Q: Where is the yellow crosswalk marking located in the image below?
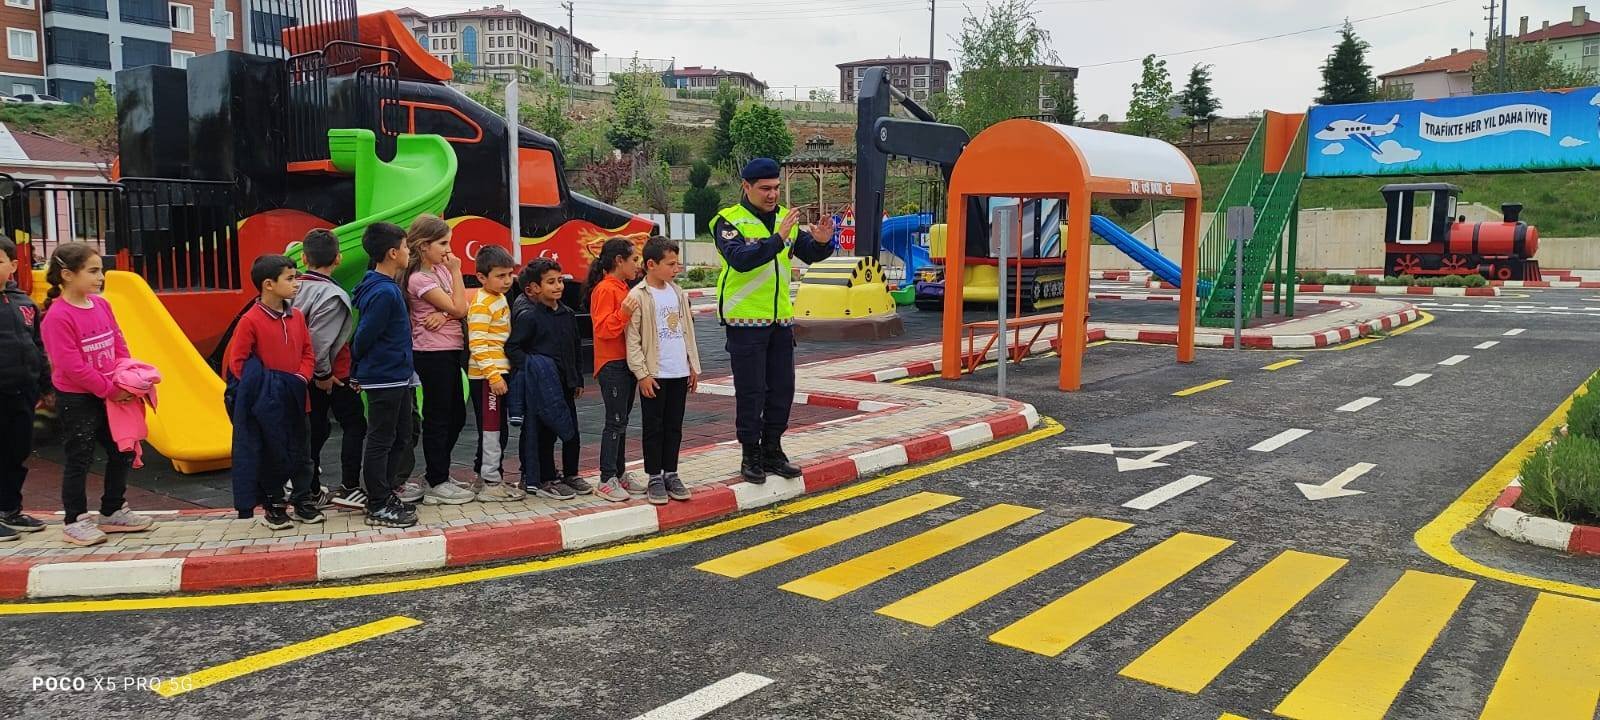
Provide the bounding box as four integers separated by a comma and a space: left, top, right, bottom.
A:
1273, 570, 1474, 720
988, 532, 1234, 656
779, 504, 1041, 601
1262, 359, 1302, 371
876, 517, 1134, 627
1120, 549, 1348, 693
1173, 379, 1232, 396
153, 616, 421, 697
694, 492, 961, 579
1479, 592, 1600, 720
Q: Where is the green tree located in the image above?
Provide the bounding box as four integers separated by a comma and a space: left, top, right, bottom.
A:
1125, 55, 1180, 141
1178, 63, 1220, 141
522, 78, 572, 147
451, 60, 477, 83
808, 88, 837, 103
1471, 40, 1600, 94
637, 160, 673, 214
1317, 21, 1376, 105
682, 160, 721, 231
73, 78, 118, 178
606, 55, 666, 155
1045, 79, 1078, 125
729, 103, 793, 166
1109, 198, 1142, 221
707, 81, 740, 166
941, 0, 1060, 135
466, 75, 506, 115
563, 116, 611, 169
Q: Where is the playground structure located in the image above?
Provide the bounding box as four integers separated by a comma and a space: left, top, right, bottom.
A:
1379, 183, 1541, 280
10, 6, 654, 472
937, 118, 1203, 392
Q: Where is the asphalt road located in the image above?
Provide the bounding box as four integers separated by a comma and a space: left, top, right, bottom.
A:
2, 288, 1597, 720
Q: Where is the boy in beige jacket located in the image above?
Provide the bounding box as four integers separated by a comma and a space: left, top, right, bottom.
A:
623, 237, 702, 505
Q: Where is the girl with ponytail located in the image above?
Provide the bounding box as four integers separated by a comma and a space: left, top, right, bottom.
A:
585, 237, 644, 502
399, 214, 474, 505
38, 242, 154, 546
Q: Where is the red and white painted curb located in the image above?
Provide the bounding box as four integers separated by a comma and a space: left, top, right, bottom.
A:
1147, 281, 1500, 297
1490, 280, 1600, 288
1091, 270, 1151, 281
1484, 480, 1600, 556
0, 402, 1039, 599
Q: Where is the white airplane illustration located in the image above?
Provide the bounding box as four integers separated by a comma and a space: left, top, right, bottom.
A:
1315, 114, 1401, 154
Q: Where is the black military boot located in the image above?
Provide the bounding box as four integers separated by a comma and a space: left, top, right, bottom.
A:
761, 436, 802, 479
741, 442, 767, 484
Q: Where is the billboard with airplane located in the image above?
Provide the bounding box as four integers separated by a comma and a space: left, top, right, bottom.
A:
1306, 87, 1600, 177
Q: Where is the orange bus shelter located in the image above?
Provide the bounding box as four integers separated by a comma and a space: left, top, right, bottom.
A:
938, 119, 1203, 391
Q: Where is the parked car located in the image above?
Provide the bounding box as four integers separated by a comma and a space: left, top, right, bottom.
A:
0, 93, 20, 104
12, 94, 68, 106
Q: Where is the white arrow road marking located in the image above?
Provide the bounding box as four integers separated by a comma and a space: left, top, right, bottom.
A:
1250, 429, 1313, 453
631, 673, 775, 720
1394, 373, 1431, 387
1331, 396, 1382, 412
1438, 355, 1470, 366
1122, 475, 1214, 510
1296, 463, 1378, 500
1061, 441, 1198, 472
1474, 341, 1499, 350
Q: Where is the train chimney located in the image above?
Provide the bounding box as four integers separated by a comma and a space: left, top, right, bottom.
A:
1502, 203, 1524, 223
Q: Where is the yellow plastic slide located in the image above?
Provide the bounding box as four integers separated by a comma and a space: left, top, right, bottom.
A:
100, 270, 232, 473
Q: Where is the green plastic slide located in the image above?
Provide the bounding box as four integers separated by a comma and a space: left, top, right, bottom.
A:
287, 129, 459, 289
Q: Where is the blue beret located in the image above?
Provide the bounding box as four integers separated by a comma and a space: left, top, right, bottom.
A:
741, 157, 780, 181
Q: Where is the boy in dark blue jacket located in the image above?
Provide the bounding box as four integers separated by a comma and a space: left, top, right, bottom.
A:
0, 237, 47, 540
351, 223, 417, 528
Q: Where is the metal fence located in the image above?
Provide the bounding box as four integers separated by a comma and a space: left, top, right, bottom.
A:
121, 178, 241, 291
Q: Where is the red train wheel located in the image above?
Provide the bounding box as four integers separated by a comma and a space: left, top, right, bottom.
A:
1393, 255, 1422, 276
1496, 265, 1513, 280
1440, 254, 1469, 273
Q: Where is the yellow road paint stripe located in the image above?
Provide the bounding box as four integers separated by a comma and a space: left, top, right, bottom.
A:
1219, 715, 1252, 720
780, 504, 1041, 601
988, 532, 1234, 656
694, 492, 962, 579
1479, 592, 1600, 719
1119, 549, 1348, 693
154, 616, 421, 697
876, 517, 1133, 627
1173, 379, 1232, 397
1261, 358, 1302, 371
1330, 310, 1435, 351
0, 419, 1065, 616
1273, 570, 1474, 720
1413, 371, 1600, 600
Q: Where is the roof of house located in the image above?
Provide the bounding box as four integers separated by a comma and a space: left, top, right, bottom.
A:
672, 66, 766, 86
0, 123, 109, 165
1379, 49, 1486, 78
392, 6, 424, 17
1519, 19, 1600, 42
837, 56, 952, 69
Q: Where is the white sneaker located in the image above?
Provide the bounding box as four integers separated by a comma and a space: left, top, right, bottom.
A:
423, 481, 477, 505
62, 517, 107, 546
397, 480, 426, 504
476, 483, 527, 502
621, 470, 650, 496
98, 508, 154, 533
594, 479, 630, 503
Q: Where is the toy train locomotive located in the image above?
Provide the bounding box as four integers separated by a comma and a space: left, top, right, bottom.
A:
1381, 183, 1541, 281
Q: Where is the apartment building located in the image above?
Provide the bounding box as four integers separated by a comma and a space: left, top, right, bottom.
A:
663, 65, 765, 97
0, 0, 242, 102
837, 56, 949, 102
419, 5, 595, 84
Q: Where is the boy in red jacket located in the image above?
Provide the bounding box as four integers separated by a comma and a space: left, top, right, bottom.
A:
224, 255, 319, 530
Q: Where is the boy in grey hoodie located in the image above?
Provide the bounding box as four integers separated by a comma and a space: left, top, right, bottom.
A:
295, 229, 368, 509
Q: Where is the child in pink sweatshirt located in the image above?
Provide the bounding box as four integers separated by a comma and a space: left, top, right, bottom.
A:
38, 243, 154, 547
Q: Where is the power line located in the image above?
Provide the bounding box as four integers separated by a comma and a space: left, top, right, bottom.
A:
1074, 0, 1466, 68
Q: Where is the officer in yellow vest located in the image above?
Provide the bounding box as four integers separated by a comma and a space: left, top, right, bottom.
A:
713, 157, 836, 484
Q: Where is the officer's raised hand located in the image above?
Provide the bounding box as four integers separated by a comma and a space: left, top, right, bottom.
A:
777, 210, 800, 240
811, 214, 836, 244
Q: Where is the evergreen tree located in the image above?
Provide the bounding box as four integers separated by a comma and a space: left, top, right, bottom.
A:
682, 161, 721, 232
1178, 63, 1220, 141
729, 104, 793, 166
1125, 55, 1180, 140
708, 81, 740, 166
606, 54, 665, 155
1317, 21, 1376, 105
1045, 79, 1079, 125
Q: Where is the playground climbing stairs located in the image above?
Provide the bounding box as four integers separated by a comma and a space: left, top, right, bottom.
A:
1200, 112, 1307, 327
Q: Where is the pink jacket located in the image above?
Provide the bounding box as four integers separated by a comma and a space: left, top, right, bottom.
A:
105, 358, 161, 468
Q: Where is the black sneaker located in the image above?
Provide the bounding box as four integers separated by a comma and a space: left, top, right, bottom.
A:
292, 502, 325, 524
313, 486, 335, 509
331, 487, 366, 510
0, 510, 46, 533
0, 524, 16, 542
365, 498, 417, 528
533, 481, 576, 501
664, 472, 691, 501
258, 506, 294, 530
646, 475, 669, 505
761, 439, 803, 479
560, 475, 593, 496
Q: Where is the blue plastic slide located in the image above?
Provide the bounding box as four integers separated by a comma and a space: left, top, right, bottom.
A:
881, 213, 933, 274
1089, 214, 1184, 288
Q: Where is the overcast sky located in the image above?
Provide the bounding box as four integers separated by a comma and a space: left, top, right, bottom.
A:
371, 0, 1590, 120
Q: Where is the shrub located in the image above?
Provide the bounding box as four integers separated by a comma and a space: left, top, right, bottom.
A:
1297, 269, 1326, 285
1567, 376, 1600, 441
682, 185, 721, 232
1378, 274, 1410, 286
657, 135, 693, 166
1460, 273, 1488, 287
688, 161, 711, 189
1350, 274, 1378, 286
1519, 433, 1600, 523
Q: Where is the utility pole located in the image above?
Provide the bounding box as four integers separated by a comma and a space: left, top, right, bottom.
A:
561, 1, 575, 83
927, 0, 936, 101
1484, 0, 1497, 87
1499, 0, 1509, 92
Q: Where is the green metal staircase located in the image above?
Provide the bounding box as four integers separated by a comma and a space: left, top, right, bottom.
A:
1198, 115, 1307, 327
